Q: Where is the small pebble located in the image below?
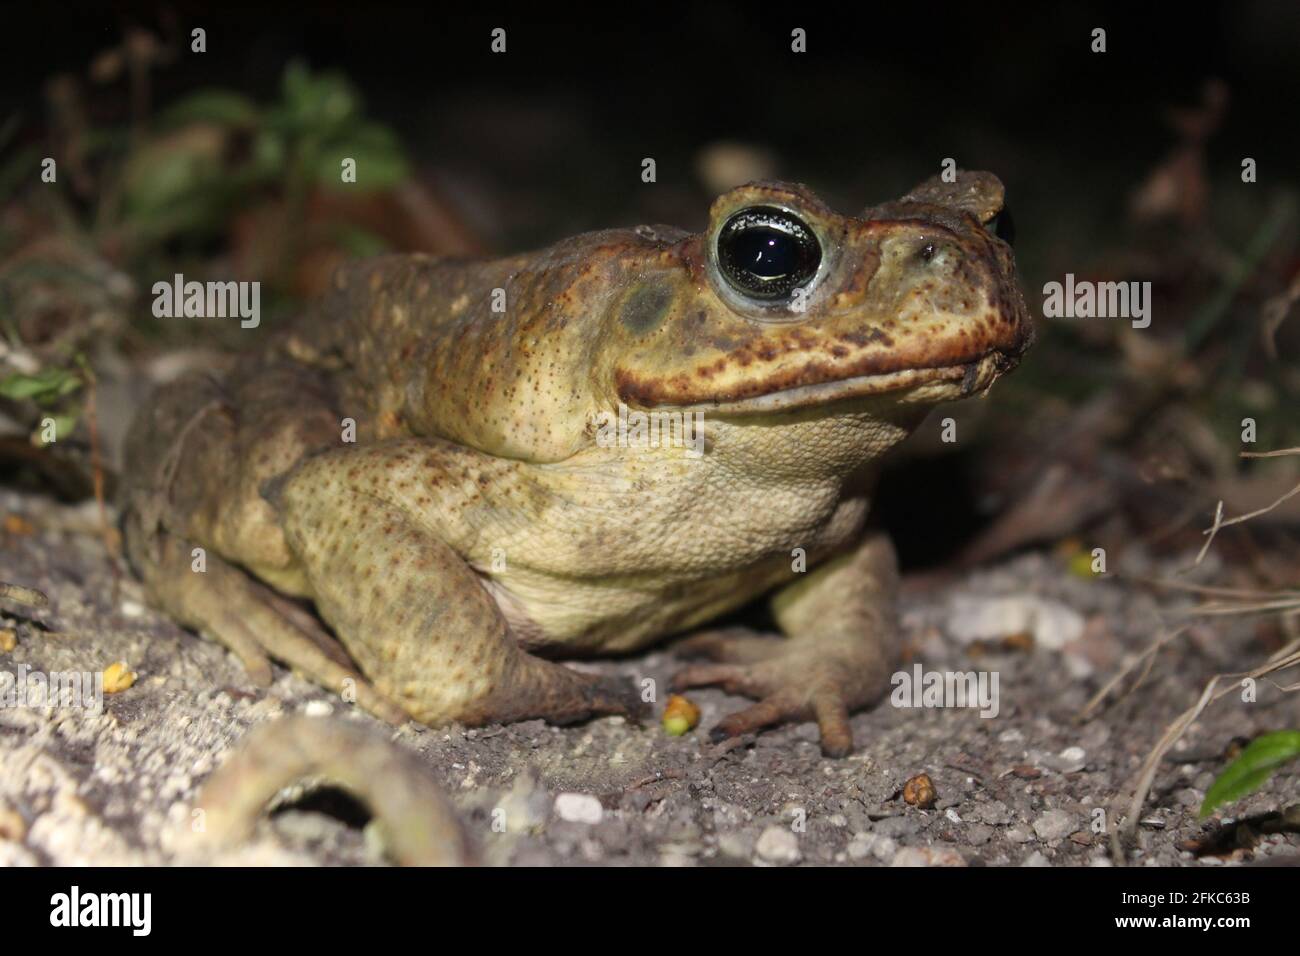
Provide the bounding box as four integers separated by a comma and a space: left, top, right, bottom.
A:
903, 772, 937, 809
847, 836, 874, 861
0, 802, 26, 842
554, 793, 603, 825
1005, 826, 1034, 844
755, 825, 801, 864
1033, 809, 1076, 842
1050, 745, 1087, 772
891, 846, 966, 867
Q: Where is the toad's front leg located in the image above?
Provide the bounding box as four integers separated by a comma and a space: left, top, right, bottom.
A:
673, 530, 900, 757
273, 446, 645, 728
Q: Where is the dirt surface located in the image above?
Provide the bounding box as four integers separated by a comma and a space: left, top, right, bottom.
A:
1, 487, 1297, 868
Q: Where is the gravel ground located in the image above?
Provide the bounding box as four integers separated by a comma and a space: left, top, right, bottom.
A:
1, 489, 1297, 867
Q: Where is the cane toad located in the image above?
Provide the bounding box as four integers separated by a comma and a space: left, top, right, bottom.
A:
122, 170, 1031, 756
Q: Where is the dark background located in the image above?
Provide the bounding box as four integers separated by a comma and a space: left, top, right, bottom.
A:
2, 0, 1297, 567
5, 0, 1297, 254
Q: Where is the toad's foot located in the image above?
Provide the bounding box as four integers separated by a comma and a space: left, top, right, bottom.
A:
672, 635, 862, 758
671, 531, 900, 758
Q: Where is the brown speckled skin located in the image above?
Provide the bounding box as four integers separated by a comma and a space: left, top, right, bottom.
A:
122, 170, 1031, 756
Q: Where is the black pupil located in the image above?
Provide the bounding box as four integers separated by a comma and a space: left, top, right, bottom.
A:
718, 207, 820, 300
733, 227, 798, 277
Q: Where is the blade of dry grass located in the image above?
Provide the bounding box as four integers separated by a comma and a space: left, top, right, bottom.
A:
1124, 574, 1287, 601
1078, 626, 1189, 722
1112, 445, 1300, 862
1113, 644, 1300, 861
1191, 447, 1300, 568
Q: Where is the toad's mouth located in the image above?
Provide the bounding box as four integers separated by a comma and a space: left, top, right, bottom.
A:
652, 350, 1021, 416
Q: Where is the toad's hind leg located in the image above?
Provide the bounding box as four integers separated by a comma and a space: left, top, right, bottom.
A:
121, 366, 402, 723
124, 517, 407, 724
274, 448, 646, 728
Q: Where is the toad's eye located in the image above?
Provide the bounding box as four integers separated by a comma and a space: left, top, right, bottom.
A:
716, 206, 821, 301
988, 205, 1015, 247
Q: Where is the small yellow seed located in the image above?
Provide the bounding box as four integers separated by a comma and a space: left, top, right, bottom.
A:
103, 661, 137, 693
1068, 551, 1099, 578
0, 629, 15, 652
662, 694, 701, 736
2, 514, 34, 536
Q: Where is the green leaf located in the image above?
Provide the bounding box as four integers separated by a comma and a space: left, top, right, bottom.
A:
35, 413, 79, 446
249, 128, 288, 178
331, 225, 390, 257
0, 143, 39, 204
279, 61, 359, 135
156, 90, 260, 129
120, 128, 227, 220
1200, 730, 1300, 818
315, 122, 409, 191
117, 127, 252, 240
0, 367, 83, 403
